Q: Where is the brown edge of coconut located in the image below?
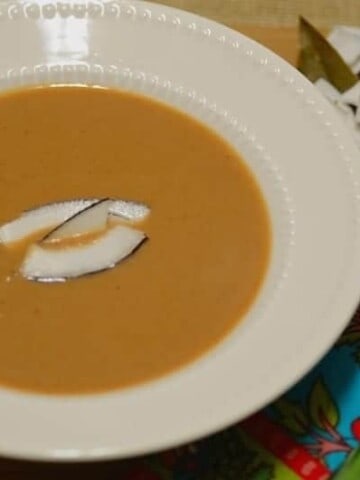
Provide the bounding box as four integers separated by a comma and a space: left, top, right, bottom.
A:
42, 198, 111, 243
27, 235, 149, 283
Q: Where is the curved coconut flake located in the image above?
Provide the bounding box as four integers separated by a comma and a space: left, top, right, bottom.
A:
44, 199, 111, 242
0, 199, 150, 245
21, 225, 146, 282
0, 199, 97, 245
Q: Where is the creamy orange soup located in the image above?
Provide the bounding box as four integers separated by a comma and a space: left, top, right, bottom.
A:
0, 86, 271, 394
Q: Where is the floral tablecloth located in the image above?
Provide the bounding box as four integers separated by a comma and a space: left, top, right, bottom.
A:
106, 311, 360, 479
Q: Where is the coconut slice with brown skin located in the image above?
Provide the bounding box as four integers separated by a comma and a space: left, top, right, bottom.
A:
0, 198, 150, 245
21, 225, 147, 282
43, 199, 111, 242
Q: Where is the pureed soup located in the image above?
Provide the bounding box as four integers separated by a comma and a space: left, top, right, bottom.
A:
0, 86, 271, 394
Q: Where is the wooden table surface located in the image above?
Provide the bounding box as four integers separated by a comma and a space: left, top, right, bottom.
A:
155, 0, 360, 27
0, 23, 301, 478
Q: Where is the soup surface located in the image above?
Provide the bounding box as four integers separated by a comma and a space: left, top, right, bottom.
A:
0, 86, 271, 394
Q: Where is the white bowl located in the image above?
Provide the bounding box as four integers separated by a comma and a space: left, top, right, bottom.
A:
0, 0, 359, 461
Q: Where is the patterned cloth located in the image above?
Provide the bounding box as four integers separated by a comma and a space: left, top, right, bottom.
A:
110, 311, 360, 479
